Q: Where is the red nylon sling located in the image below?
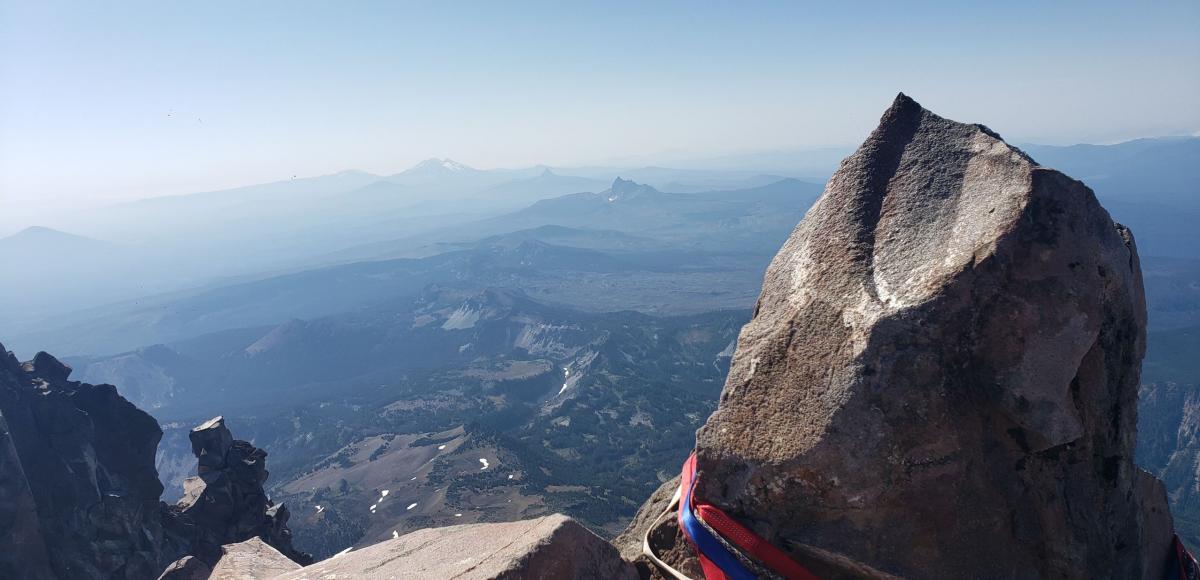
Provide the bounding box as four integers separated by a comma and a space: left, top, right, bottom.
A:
680, 452, 819, 580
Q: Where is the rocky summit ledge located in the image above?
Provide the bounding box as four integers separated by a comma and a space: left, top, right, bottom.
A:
272, 514, 636, 580
161, 514, 635, 579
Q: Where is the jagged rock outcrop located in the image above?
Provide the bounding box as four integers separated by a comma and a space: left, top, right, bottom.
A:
0, 344, 167, 579
276, 514, 637, 579
622, 94, 1177, 578
162, 416, 311, 568
0, 342, 309, 579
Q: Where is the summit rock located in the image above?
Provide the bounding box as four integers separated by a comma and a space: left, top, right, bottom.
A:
622, 94, 1177, 578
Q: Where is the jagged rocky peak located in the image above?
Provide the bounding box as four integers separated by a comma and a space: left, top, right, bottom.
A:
611, 176, 636, 191
607, 176, 658, 201
622, 94, 1177, 578
168, 415, 310, 568
24, 350, 73, 382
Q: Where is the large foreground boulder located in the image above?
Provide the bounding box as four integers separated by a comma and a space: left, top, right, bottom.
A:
277, 514, 637, 579
623, 94, 1177, 578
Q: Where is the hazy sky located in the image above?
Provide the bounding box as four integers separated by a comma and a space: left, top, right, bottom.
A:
2, 0, 1198, 213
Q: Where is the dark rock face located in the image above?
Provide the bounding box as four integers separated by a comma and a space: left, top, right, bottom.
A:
0, 345, 166, 579
166, 416, 311, 567
0, 410, 54, 580
624, 95, 1177, 578
0, 343, 309, 579
190, 416, 234, 473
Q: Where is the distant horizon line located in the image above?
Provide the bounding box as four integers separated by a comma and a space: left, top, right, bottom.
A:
2, 132, 1195, 221
151, 132, 1200, 193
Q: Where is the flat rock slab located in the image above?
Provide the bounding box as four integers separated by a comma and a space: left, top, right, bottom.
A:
276, 514, 637, 580
157, 556, 212, 580
210, 537, 301, 580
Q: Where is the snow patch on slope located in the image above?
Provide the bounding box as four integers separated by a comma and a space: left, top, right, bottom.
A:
442, 306, 482, 330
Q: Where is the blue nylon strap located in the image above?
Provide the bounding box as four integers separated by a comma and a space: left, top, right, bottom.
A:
680, 463, 758, 580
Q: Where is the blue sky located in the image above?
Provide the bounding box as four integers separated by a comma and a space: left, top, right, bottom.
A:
2, 0, 1198, 211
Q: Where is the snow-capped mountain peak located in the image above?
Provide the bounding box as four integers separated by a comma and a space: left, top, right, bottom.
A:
409, 158, 473, 173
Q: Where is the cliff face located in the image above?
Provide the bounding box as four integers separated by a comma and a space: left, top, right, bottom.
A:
0, 344, 308, 580
624, 94, 1177, 578
0, 347, 166, 579
0, 404, 53, 579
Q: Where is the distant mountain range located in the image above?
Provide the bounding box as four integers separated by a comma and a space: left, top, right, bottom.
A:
0, 226, 155, 321
4, 177, 820, 356
3, 135, 1197, 355
0, 161, 814, 331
